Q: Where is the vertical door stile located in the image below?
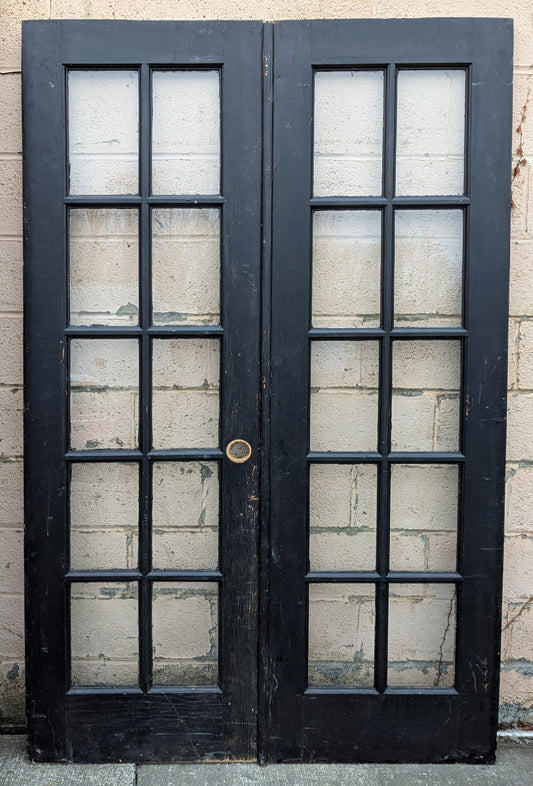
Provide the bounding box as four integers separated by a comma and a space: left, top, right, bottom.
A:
258, 20, 275, 766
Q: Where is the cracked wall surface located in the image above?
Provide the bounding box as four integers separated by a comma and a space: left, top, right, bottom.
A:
1, 0, 533, 731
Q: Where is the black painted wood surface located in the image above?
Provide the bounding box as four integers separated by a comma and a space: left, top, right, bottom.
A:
24, 18, 512, 764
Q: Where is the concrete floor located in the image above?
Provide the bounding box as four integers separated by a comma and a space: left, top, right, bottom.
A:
1, 735, 533, 786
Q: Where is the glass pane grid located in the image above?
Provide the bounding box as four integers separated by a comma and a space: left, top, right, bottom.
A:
307, 62, 464, 694
67, 64, 223, 693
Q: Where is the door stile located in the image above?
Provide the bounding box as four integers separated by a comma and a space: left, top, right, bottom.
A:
269, 21, 314, 759
218, 22, 262, 759
23, 21, 69, 762
258, 21, 274, 766
456, 22, 513, 736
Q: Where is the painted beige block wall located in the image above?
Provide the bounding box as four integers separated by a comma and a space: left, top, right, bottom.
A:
0, 0, 532, 729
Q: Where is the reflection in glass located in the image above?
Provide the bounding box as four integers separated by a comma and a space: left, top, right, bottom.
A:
396, 70, 465, 196
308, 583, 375, 687
310, 341, 379, 452
314, 70, 384, 196
68, 70, 138, 195
152, 582, 218, 686
152, 208, 220, 326
70, 339, 139, 450
312, 210, 381, 328
69, 208, 139, 326
391, 340, 461, 452
152, 71, 220, 195
152, 339, 219, 449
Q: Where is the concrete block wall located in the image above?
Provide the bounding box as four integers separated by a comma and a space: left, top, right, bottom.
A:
0, 0, 532, 730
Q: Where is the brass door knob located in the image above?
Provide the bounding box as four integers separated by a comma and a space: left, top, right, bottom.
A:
225, 439, 252, 463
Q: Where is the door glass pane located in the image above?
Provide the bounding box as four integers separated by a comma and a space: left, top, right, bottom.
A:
152, 339, 219, 449
312, 210, 381, 328
152, 582, 218, 686
152, 208, 220, 326
391, 340, 461, 452
394, 210, 463, 328
388, 584, 456, 688
69, 208, 139, 326
396, 69, 465, 196
70, 463, 138, 570
308, 583, 375, 687
390, 464, 458, 572
152, 70, 220, 195
314, 70, 384, 196
70, 339, 139, 451
68, 70, 139, 195
71, 582, 138, 686
310, 341, 379, 452
309, 464, 377, 571
152, 462, 219, 570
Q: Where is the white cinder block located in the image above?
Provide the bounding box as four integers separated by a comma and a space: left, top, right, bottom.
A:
152, 71, 220, 195
69, 208, 139, 326
309, 530, 377, 571
310, 389, 379, 452
152, 338, 219, 389
68, 70, 139, 195
152, 390, 219, 449
70, 389, 138, 450
396, 69, 465, 196
152, 584, 218, 665
314, 70, 383, 196
312, 210, 381, 328
391, 464, 458, 530
309, 463, 377, 530
388, 585, 456, 687
393, 340, 461, 391
308, 584, 375, 666
394, 209, 463, 326
152, 461, 219, 528
152, 208, 220, 325
70, 583, 138, 687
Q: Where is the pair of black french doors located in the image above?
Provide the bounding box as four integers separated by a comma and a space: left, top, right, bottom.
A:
23, 18, 512, 764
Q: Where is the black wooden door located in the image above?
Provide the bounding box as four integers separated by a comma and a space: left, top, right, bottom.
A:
24, 18, 512, 764
23, 20, 262, 763
267, 18, 512, 763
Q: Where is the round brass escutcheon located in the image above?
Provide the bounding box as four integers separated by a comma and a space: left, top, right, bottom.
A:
226, 438, 252, 464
